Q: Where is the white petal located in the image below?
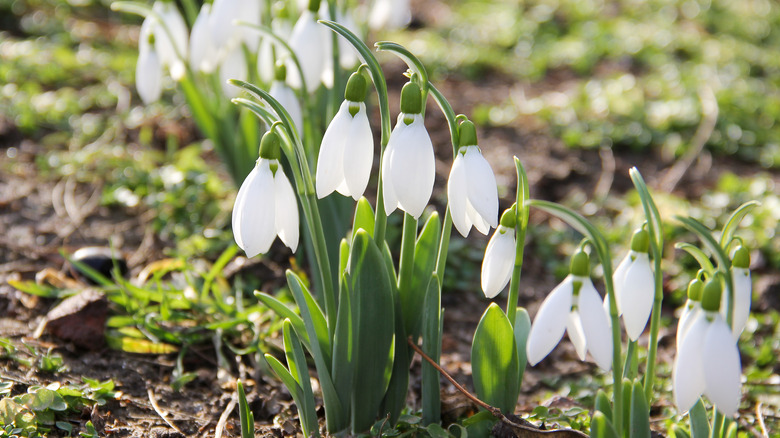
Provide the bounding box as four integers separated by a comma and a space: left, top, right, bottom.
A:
219, 46, 247, 98
341, 104, 374, 199
566, 310, 587, 360
577, 279, 613, 371
287, 11, 325, 91
702, 315, 742, 416
611, 252, 632, 315
676, 302, 700, 348
673, 312, 708, 413
209, 0, 242, 49
480, 227, 516, 298
468, 203, 492, 235
232, 161, 276, 257
136, 46, 163, 104
463, 147, 499, 229
316, 102, 351, 198
723, 267, 751, 339
620, 253, 655, 341
447, 153, 472, 237
526, 277, 574, 366
381, 139, 399, 215
189, 4, 217, 73
386, 115, 434, 218
369, 0, 411, 30
152, 1, 188, 72
273, 167, 299, 251
269, 81, 302, 135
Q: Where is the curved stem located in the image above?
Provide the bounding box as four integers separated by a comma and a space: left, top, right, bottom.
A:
507, 158, 530, 325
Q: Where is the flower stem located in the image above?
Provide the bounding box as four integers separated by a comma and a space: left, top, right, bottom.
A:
397, 213, 418, 298
506, 158, 530, 325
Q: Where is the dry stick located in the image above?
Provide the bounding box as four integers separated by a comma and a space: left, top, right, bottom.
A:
215, 394, 238, 438
147, 388, 186, 435
757, 402, 769, 438
660, 84, 718, 192
407, 337, 588, 438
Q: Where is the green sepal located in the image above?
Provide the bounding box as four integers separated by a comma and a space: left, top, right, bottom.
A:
731, 244, 749, 269
471, 303, 520, 414
499, 206, 518, 229
259, 130, 282, 160
400, 81, 423, 115
687, 278, 703, 302
590, 411, 619, 438
630, 228, 650, 253
570, 249, 590, 277
629, 379, 650, 438
701, 279, 722, 312
345, 70, 368, 103
458, 120, 478, 147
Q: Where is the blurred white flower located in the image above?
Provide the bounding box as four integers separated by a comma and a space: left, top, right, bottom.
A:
286, 9, 327, 91
316, 101, 373, 199
219, 45, 248, 98
232, 157, 299, 257
151, 1, 188, 80
480, 225, 515, 298
189, 4, 217, 73
676, 278, 703, 348
722, 245, 751, 339
136, 19, 163, 104
612, 249, 654, 341
369, 0, 411, 31
447, 144, 499, 237
269, 80, 303, 136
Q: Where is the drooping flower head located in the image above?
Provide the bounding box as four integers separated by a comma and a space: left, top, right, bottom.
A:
526, 249, 613, 370
286, 0, 327, 92
481, 207, 517, 298
369, 0, 412, 31
447, 120, 499, 237
612, 227, 654, 341
269, 62, 303, 136
316, 69, 373, 200
723, 243, 751, 339
676, 275, 704, 348
381, 81, 435, 219
232, 131, 299, 257
136, 19, 163, 104
673, 278, 742, 416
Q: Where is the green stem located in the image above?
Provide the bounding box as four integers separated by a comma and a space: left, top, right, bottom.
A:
433, 208, 453, 280
507, 158, 530, 325
397, 213, 418, 297
710, 410, 724, 438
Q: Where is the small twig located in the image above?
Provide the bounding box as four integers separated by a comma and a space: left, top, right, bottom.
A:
407, 337, 588, 437
147, 388, 185, 435
215, 393, 238, 438
757, 402, 769, 438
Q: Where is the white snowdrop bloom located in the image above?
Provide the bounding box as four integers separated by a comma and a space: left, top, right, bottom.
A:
676, 277, 704, 348
673, 280, 742, 417
257, 19, 292, 84
480, 225, 516, 298
269, 80, 303, 136
219, 45, 248, 98
209, 0, 245, 49
526, 251, 613, 371
447, 121, 498, 237
189, 4, 217, 73
286, 9, 327, 91
721, 245, 751, 339
232, 133, 299, 257
136, 19, 163, 104
151, 1, 188, 80
369, 0, 411, 31
612, 229, 654, 341
316, 72, 373, 200
319, 7, 360, 88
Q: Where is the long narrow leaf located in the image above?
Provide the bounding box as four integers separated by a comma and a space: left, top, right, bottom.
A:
512, 308, 531, 385
421, 275, 442, 425
719, 201, 760, 247
590, 412, 619, 438
405, 212, 441, 340
689, 399, 711, 438
630, 379, 650, 438
254, 292, 310, 349
283, 321, 319, 438
471, 303, 519, 414
375, 42, 429, 93
674, 243, 716, 275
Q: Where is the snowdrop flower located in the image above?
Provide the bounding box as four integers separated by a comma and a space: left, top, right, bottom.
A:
136, 19, 163, 104
480, 209, 517, 298
151, 1, 188, 80
233, 131, 299, 257
219, 45, 248, 98
316, 71, 373, 200
722, 244, 751, 339
257, 15, 292, 84
381, 82, 435, 219
189, 4, 217, 73
612, 228, 654, 341
286, 1, 327, 91
369, 0, 412, 31
447, 120, 498, 237
527, 250, 613, 371
676, 276, 704, 348
673, 279, 742, 416
319, 6, 360, 88
209, 0, 261, 51
269, 63, 303, 136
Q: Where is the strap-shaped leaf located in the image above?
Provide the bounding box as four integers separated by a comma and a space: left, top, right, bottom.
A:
594, 389, 612, 422
254, 291, 309, 349
352, 197, 376, 240
630, 379, 650, 438
689, 399, 711, 438
590, 411, 619, 438
670, 425, 691, 438
283, 321, 319, 438
720, 201, 760, 247
347, 230, 396, 432
405, 212, 441, 340
471, 303, 519, 414
331, 272, 353, 422
512, 308, 531, 385
421, 275, 442, 425
236, 381, 254, 438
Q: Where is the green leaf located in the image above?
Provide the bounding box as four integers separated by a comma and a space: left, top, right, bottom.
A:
719, 200, 760, 248
346, 230, 396, 433
405, 212, 441, 340
7, 280, 61, 298
0, 398, 24, 424
421, 275, 442, 426
380, 279, 411, 426
512, 308, 530, 385
283, 321, 319, 438
237, 381, 254, 438
723, 421, 737, 438
264, 354, 304, 408
471, 303, 519, 414
594, 390, 612, 422
630, 379, 650, 438
254, 291, 310, 349
670, 425, 691, 438
621, 378, 632, 437
375, 42, 429, 94
462, 410, 498, 437
105, 331, 179, 354
352, 197, 375, 240
425, 423, 450, 438
589, 411, 619, 438
332, 272, 354, 423
675, 243, 716, 275
689, 399, 710, 438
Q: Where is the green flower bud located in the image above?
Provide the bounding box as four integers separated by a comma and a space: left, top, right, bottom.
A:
259, 131, 282, 161
400, 81, 422, 115
687, 277, 703, 302
701, 279, 722, 312
458, 120, 478, 147
344, 71, 368, 103
630, 228, 650, 253
499, 206, 517, 229
731, 245, 750, 269
570, 249, 590, 277
274, 61, 287, 82
307, 0, 320, 13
